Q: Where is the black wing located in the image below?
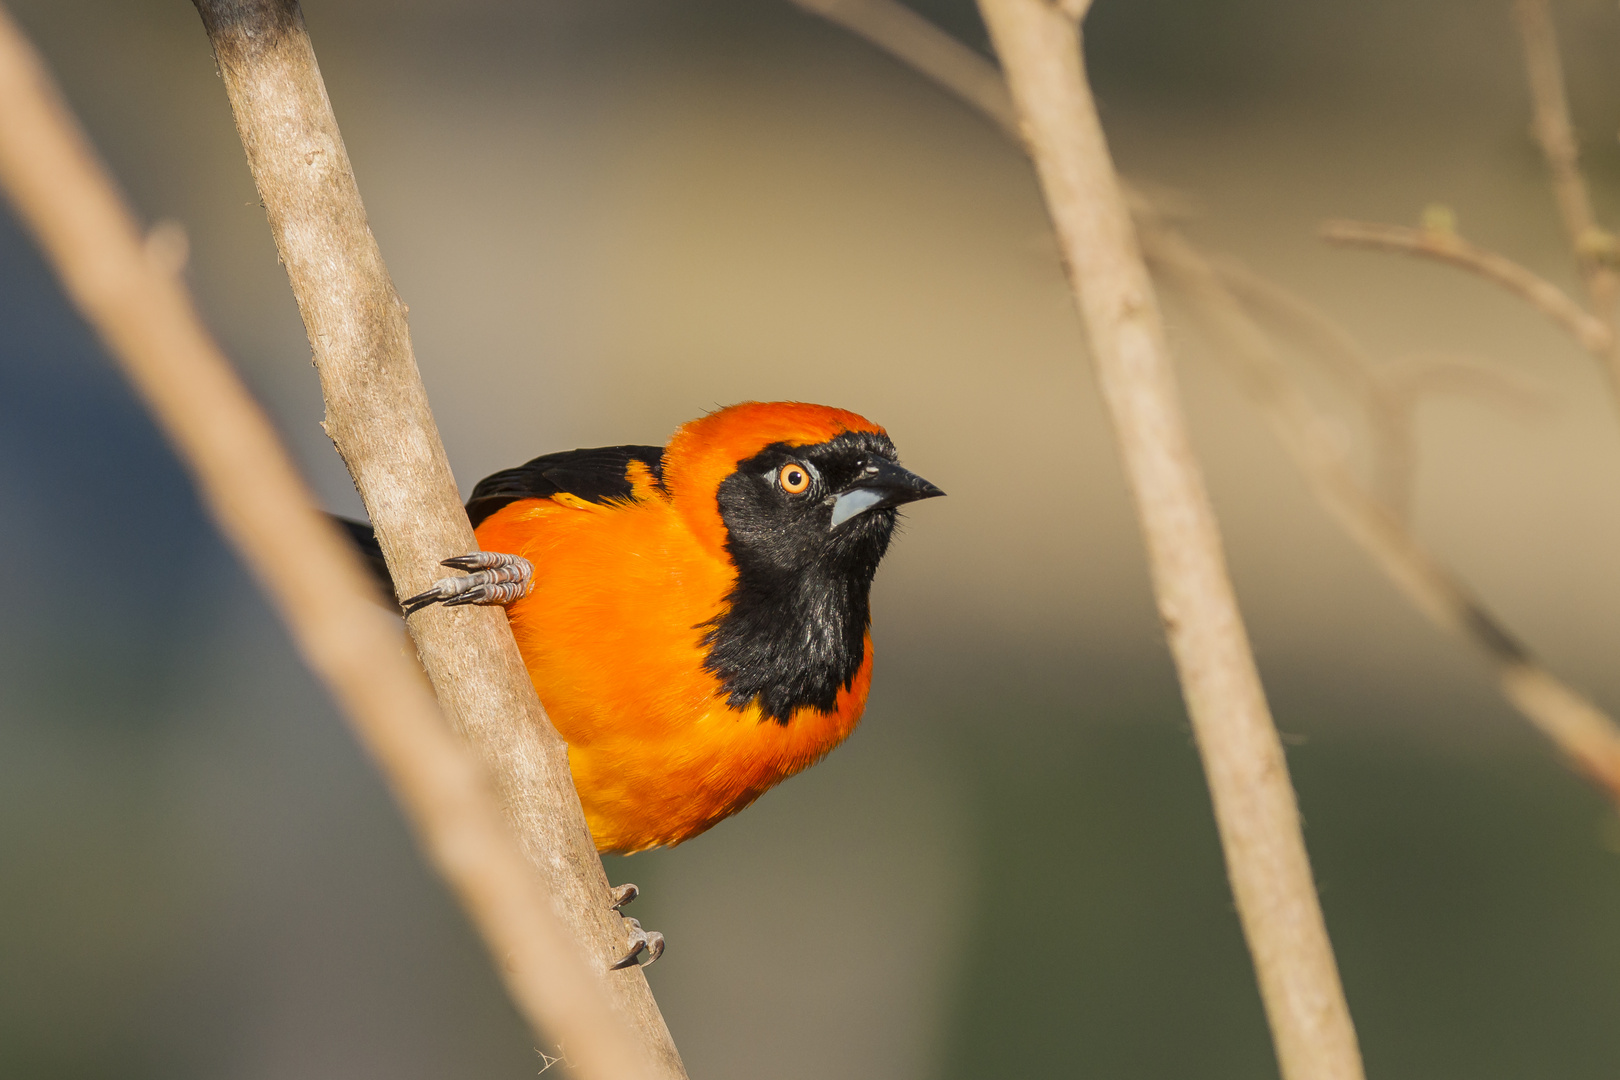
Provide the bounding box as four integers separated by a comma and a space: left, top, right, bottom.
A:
335, 445, 666, 598
465, 444, 666, 527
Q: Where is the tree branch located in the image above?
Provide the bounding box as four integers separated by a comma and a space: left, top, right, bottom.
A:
791, 0, 1019, 138
973, 3, 1365, 1078
1511, 0, 1617, 302
788, 0, 1620, 823
186, 2, 685, 1073
1141, 224, 1620, 806
0, 7, 663, 1079
1319, 218, 1613, 356
1510, 0, 1620, 396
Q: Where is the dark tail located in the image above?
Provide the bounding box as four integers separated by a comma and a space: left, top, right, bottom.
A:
333, 516, 397, 598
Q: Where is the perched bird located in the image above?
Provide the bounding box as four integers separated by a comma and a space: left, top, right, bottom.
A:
344, 402, 941, 959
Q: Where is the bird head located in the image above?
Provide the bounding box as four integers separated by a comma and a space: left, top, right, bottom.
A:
663, 401, 944, 579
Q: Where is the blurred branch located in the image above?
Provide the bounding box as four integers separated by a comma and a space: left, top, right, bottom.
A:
786, 0, 1620, 813
1320, 219, 1613, 355
1141, 225, 1620, 807
1381, 352, 1553, 419
790, 0, 1019, 137
1192, 253, 1417, 517
186, 1, 685, 1073
974, 4, 1365, 1079
1511, 0, 1620, 398
0, 7, 662, 1080
1512, 0, 1619, 309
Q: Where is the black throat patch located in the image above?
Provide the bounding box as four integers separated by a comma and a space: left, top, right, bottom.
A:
700, 433, 899, 725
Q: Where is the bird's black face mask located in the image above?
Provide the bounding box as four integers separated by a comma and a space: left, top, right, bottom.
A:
704, 431, 944, 724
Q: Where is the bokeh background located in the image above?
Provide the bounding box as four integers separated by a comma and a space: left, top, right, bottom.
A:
5, 0, 1620, 1077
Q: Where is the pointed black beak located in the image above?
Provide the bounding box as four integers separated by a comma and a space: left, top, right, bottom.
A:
830, 458, 945, 527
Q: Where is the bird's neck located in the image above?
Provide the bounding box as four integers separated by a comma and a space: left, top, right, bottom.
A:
700, 562, 874, 726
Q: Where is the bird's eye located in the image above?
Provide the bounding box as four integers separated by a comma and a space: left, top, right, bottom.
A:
778, 463, 811, 494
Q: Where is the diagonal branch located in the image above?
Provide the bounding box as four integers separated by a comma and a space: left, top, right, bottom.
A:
0, 7, 661, 1079
1510, 0, 1620, 397
974, 3, 1365, 1078
1320, 219, 1613, 355
186, 2, 686, 1073
791, 0, 1019, 137
1141, 224, 1620, 806
784, 0, 1620, 827
1512, 0, 1617, 305
1194, 253, 1418, 517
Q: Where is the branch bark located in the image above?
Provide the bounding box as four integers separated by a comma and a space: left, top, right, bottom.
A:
973, 3, 1364, 1079
186, 2, 685, 1074
0, 6, 661, 1079
1319, 218, 1613, 356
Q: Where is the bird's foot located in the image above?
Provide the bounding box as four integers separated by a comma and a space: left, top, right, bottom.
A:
402, 552, 532, 616
608, 883, 665, 969
610, 918, 665, 970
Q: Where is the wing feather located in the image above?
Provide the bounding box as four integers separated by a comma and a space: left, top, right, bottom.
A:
465, 444, 666, 527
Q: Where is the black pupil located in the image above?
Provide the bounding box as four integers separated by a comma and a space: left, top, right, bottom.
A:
786, 469, 803, 487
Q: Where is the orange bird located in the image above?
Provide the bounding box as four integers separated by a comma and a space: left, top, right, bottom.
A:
344, 402, 942, 959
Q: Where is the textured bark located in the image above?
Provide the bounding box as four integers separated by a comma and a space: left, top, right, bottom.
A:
0, 6, 664, 1079
974, 3, 1365, 1079
188, 3, 685, 1074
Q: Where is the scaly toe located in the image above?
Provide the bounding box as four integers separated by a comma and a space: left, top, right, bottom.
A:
401, 551, 533, 615
610, 917, 654, 970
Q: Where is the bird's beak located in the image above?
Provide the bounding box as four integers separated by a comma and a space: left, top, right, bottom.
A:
830, 459, 946, 527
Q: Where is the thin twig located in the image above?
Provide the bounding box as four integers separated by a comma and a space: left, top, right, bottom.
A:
787, 0, 1620, 815
186, 2, 685, 1072
974, 4, 1365, 1079
0, 7, 660, 1080
791, 0, 1018, 138
785, 0, 1424, 513
1511, 0, 1620, 395
1512, 0, 1618, 303
1141, 223, 1620, 806
1320, 219, 1613, 355
1380, 352, 1552, 419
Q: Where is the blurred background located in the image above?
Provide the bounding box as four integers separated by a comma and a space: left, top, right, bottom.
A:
5, 0, 1620, 1077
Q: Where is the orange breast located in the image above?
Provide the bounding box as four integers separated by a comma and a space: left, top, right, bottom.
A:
475, 493, 872, 853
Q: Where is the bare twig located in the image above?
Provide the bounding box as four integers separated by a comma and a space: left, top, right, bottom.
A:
1380, 352, 1552, 419
1512, 0, 1618, 303
788, 0, 1620, 812
777, 0, 1425, 518
974, 3, 1365, 1078
0, 7, 661, 1080
1141, 224, 1620, 806
790, 0, 1620, 816
1320, 219, 1613, 355
791, 0, 1019, 138
186, 2, 685, 1073
1511, 0, 1620, 395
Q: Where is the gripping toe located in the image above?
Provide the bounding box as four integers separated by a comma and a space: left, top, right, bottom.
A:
401, 551, 533, 615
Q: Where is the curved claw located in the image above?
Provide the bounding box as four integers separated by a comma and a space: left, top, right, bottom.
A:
402, 551, 532, 615
610, 917, 665, 970
609, 883, 639, 911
